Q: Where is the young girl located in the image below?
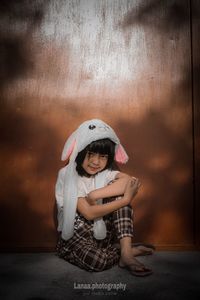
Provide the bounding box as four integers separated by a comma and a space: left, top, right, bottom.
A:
55, 119, 153, 276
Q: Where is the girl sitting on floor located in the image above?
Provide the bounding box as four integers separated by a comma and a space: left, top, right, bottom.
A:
55, 119, 154, 276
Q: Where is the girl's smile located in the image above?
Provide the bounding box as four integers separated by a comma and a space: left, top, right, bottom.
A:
82, 152, 108, 175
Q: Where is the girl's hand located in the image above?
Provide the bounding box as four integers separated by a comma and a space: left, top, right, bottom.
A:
124, 177, 141, 205
86, 191, 96, 205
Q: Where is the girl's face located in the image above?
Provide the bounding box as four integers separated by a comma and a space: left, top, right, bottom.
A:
82, 151, 108, 175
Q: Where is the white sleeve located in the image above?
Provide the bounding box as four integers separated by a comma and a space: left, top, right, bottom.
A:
105, 170, 120, 185
55, 167, 66, 231
77, 178, 87, 198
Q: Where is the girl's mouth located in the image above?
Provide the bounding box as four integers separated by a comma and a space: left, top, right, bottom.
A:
89, 166, 99, 171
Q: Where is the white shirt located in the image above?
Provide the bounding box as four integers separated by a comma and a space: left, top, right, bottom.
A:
55, 168, 119, 231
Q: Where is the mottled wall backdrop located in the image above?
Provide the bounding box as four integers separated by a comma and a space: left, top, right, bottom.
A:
0, 0, 199, 250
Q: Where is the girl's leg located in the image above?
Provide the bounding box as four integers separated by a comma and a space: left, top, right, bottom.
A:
56, 215, 120, 272
120, 236, 147, 267
112, 205, 153, 275
70, 243, 119, 272
112, 205, 141, 261
112, 204, 153, 255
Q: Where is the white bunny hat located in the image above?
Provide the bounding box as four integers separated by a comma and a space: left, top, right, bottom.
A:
60, 119, 129, 240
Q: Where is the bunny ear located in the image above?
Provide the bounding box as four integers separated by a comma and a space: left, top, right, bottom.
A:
61, 131, 77, 161
115, 144, 129, 164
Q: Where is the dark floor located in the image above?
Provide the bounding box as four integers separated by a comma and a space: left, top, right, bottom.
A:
0, 251, 200, 300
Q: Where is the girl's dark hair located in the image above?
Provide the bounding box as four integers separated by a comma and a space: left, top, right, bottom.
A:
75, 138, 117, 177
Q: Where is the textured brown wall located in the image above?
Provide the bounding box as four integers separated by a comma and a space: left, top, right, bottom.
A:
0, 0, 199, 250
192, 0, 200, 248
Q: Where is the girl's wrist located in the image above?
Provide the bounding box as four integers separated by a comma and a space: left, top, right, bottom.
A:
87, 191, 97, 203
120, 195, 130, 206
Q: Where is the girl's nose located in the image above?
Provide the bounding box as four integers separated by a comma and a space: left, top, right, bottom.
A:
91, 154, 100, 165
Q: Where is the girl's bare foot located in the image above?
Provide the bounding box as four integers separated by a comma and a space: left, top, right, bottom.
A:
132, 245, 154, 257
119, 256, 152, 277
119, 256, 145, 269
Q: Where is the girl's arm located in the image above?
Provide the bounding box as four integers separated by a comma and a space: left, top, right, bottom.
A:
87, 172, 131, 205
77, 178, 140, 220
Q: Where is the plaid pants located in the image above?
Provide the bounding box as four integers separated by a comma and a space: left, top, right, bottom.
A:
56, 198, 134, 272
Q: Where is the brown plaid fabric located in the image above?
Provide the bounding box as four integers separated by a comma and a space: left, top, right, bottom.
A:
56, 198, 134, 272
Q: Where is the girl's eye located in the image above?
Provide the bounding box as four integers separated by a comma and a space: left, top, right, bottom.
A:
87, 152, 95, 157
100, 155, 108, 159
87, 152, 108, 160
